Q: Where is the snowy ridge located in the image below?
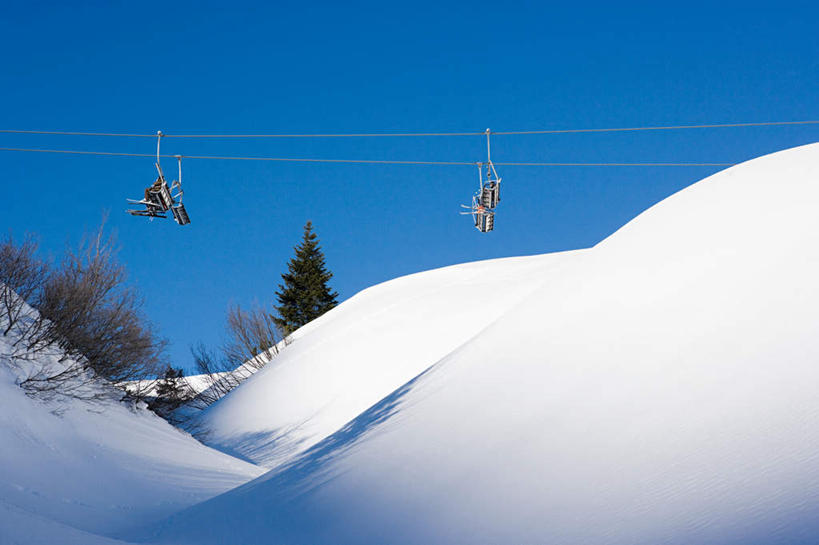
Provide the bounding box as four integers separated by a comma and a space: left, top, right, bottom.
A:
151, 142, 819, 545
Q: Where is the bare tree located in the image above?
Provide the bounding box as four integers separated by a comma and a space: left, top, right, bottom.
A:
0, 234, 48, 337
190, 303, 282, 407
191, 342, 242, 406
6, 223, 167, 400
224, 303, 280, 370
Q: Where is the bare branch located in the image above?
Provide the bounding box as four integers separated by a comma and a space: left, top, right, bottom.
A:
189, 303, 283, 408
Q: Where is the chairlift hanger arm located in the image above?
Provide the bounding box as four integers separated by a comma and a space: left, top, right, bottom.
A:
156, 130, 163, 164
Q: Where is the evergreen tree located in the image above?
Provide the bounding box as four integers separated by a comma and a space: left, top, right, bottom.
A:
150, 366, 189, 422
154, 366, 185, 404
273, 221, 338, 335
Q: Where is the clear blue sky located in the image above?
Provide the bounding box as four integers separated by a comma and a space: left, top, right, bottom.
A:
2, 1, 817, 371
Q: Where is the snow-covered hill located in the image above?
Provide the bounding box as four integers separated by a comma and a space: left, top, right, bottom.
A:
190, 249, 583, 467
0, 340, 264, 544
150, 142, 819, 545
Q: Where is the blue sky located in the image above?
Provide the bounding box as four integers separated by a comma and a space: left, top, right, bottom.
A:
1, 1, 817, 371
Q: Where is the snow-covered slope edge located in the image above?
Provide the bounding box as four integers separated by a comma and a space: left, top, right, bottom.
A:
152, 142, 819, 545
0, 336, 264, 544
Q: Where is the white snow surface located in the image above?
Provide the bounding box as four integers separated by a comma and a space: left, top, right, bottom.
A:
149, 142, 819, 545
192, 247, 579, 467
0, 342, 264, 544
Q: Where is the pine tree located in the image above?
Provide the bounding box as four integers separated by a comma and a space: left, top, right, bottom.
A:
155, 366, 185, 404
273, 221, 338, 335
150, 366, 189, 421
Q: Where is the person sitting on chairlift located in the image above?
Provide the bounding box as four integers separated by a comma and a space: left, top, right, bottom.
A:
144, 177, 163, 201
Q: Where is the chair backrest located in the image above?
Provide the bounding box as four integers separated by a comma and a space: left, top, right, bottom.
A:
481, 182, 500, 208
172, 204, 191, 225
154, 183, 174, 211
475, 209, 494, 232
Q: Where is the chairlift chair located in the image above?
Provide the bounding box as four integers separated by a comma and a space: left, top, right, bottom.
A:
151, 164, 174, 211
474, 205, 494, 232
461, 129, 502, 233
479, 134, 502, 209
126, 132, 191, 225
481, 179, 500, 208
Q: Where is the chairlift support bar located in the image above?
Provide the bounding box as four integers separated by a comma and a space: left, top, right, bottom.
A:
172, 154, 185, 203
155, 131, 166, 180
483, 128, 500, 182
170, 154, 191, 225
156, 131, 162, 164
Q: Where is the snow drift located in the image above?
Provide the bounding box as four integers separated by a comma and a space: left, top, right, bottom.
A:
151, 142, 819, 545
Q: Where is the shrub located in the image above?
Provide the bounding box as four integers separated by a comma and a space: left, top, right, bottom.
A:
191, 303, 281, 407
0, 234, 48, 337
0, 225, 167, 400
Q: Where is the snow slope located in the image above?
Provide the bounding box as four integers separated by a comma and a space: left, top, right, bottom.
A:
0, 341, 264, 544
191, 249, 584, 467
151, 142, 819, 545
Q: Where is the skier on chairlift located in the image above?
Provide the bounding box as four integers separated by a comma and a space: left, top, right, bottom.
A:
145, 177, 162, 202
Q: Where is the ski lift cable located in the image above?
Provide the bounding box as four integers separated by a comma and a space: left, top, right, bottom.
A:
0, 120, 817, 139
0, 147, 472, 165
0, 147, 736, 166
0, 129, 484, 138
493, 120, 819, 135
